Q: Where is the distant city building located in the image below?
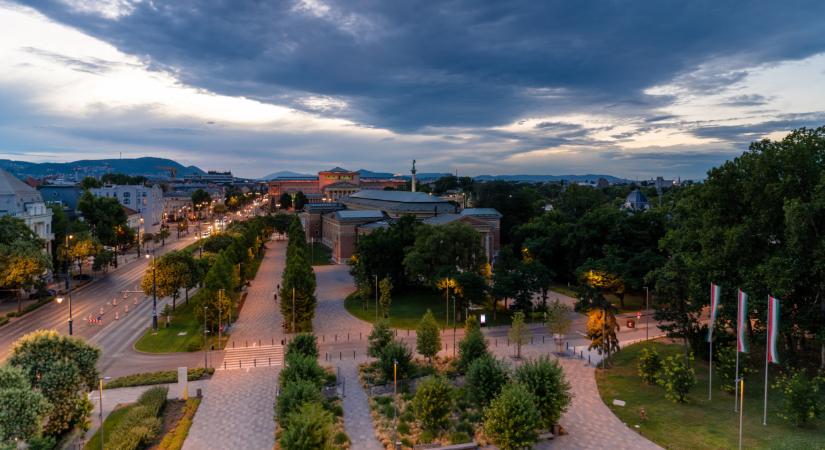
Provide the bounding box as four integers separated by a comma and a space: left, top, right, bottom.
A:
89, 184, 163, 233
622, 189, 650, 211
0, 168, 53, 253
184, 170, 234, 185
38, 184, 82, 218
268, 167, 406, 203
300, 189, 500, 264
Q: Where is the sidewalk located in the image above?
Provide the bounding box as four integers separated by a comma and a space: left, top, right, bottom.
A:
183, 237, 285, 450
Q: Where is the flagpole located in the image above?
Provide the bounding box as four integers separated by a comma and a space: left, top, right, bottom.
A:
734, 350, 740, 412
763, 296, 770, 426
708, 338, 713, 401
738, 378, 745, 450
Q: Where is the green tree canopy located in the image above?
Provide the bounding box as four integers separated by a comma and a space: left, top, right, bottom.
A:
403, 222, 486, 286
416, 309, 441, 362
483, 383, 540, 450
0, 365, 49, 444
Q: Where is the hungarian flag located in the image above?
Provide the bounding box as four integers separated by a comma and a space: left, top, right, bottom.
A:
736, 289, 749, 353
767, 296, 780, 364
707, 283, 721, 342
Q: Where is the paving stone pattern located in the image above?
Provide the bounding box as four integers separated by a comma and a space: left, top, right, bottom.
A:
183, 238, 286, 450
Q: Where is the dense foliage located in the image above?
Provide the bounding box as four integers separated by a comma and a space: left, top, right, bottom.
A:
280, 216, 317, 332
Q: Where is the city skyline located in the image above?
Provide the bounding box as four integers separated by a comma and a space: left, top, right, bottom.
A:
1, 1, 824, 179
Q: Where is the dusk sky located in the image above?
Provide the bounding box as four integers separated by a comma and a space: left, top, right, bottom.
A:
1, 0, 824, 179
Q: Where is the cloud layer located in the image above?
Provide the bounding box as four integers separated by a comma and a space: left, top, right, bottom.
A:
1, 0, 824, 178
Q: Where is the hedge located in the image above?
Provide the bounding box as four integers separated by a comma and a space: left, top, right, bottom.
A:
157, 398, 201, 450
105, 368, 214, 389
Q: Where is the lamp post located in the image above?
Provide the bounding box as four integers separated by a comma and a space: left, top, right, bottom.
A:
218, 289, 224, 349
452, 295, 457, 357
58, 234, 74, 335
145, 254, 158, 331
203, 305, 208, 369
393, 359, 398, 450
374, 275, 379, 320
98, 375, 110, 450
643, 286, 650, 340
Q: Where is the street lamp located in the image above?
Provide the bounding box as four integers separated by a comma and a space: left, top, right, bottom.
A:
203, 305, 209, 370
98, 375, 111, 450
58, 234, 74, 335
145, 254, 158, 331
643, 286, 650, 340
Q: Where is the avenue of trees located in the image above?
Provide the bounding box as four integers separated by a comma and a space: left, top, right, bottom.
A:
279, 216, 317, 332
0, 217, 52, 313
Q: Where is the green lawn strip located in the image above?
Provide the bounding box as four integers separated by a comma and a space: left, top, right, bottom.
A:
105, 368, 214, 389
309, 242, 332, 265
595, 340, 825, 450
134, 299, 207, 353
84, 403, 134, 450
344, 289, 514, 329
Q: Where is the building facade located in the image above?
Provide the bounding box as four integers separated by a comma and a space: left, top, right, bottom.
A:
89, 184, 164, 233
268, 167, 406, 204
0, 169, 54, 254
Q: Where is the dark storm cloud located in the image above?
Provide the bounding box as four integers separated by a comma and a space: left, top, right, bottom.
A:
18, 0, 825, 131
690, 112, 825, 142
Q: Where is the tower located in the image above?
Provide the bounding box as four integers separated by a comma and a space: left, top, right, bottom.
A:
411, 159, 417, 192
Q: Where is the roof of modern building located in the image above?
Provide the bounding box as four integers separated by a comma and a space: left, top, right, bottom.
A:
347, 190, 450, 203
358, 220, 392, 230
460, 208, 503, 218
0, 168, 39, 197
625, 189, 649, 204
333, 210, 386, 221
422, 214, 463, 226
303, 202, 344, 212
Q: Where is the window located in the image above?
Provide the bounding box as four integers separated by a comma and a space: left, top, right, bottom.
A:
123, 198, 130, 205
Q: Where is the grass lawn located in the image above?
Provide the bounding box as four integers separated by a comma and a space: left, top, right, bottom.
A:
596, 340, 825, 450
84, 403, 134, 450
134, 300, 209, 353
344, 289, 515, 329
308, 242, 332, 265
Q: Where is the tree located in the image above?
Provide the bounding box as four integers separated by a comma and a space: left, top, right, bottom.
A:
0, 365, 49, 444
637, 347, 663, 385
279, 354, 326, 390
79, 176, 102, 189
368, 320, 393, 358
280, 250, 317, 333
508, 311, 529, 359
773, 369, 824, 426
658, 353, 697, 403
416, 309, 441, 363
457, 316, 488, 372
286, 334, 319, 360
279, 402, 334, 450
403, 222, 486, 287
514, 356, 572, 428
472, 181, 544, 244
278, 192, 293, 210
0, 219, 51, 312
275, 379, 323, 428
466, 355, 509, 409
141, 251, 193, 310
350, 215, 419, 292
76, 191, 129, 247
8, 330, 100, 436
483, 383, 540, 450
157, 226, 170, 246
378, 277, 393, 317
379, 341, 412, 382
412, 377, 452, 431
92, 248, 115, 273
546, 298, 573, 352
203, 252, 239, 295
191, 189, 211, 210
586, 309, 620, 362
62, 234, 100, 277
293, 191, 308, 210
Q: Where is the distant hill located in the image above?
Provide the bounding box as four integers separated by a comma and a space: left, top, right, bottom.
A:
357, 169, 396, 178
473, 174, 627, 183
261, 170, 314, 180
0, 157, 204, 179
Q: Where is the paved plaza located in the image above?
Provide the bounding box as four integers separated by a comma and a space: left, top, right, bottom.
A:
183, 237, 286, 450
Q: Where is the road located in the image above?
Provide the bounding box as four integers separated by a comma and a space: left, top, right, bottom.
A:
0, 232, 199, 364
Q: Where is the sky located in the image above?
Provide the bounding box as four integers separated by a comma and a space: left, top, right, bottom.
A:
1, 0, 824, 179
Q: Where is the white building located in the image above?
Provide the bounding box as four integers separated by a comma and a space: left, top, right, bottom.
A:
0, 169, 54, 253
89, 184, 163, 233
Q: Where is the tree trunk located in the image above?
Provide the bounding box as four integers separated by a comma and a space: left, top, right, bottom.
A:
16, 291, 21, 314
618, 292, 625, 310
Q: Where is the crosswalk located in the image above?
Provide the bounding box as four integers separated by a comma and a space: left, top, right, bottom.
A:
217, 344, 284, 371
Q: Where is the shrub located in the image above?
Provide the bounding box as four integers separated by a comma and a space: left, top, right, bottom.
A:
276, 379, 323, 427
450, 431, 471, 444
658, 354, 697, 403
333, 431, 350, 446
397, 421, 410, 435
280, 353, 326, 389
483, 383, 540, 450
419, 429, 435, 444
637, 347, 663, 385
105, 368, 214, 389
379, 341, 412, 382
773, 368, 824, 427
715, 346, 752, 393
286, 333, 319, 360
412, 377, 453, 431
368, 320, 394, 358
514, 356, 571, 429
465, 354, 509, 409
137, 386, 169, 417
158, 398, 200, 450
279, 402, 334, 450
457, 327, 489, 373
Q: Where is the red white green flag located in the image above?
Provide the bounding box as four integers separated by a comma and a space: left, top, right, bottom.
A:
707, 283, 721, 342
736, 289, 748, 353
736, 289, 749, 353
766, 296, 780, 364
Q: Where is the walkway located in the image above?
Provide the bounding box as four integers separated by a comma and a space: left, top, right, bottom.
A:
183, 238, 286, 450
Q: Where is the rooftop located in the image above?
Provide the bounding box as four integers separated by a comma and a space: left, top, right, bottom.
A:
347, 190, 449, 203
460, 208, 503, 218
333, 210, 386, 221
323, 166, 352, 173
